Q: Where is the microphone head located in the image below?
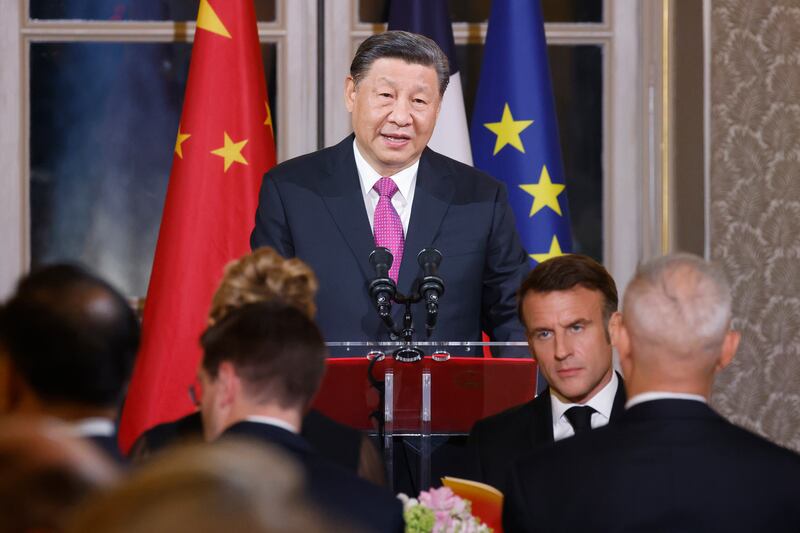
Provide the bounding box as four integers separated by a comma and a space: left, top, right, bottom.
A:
370, 247, 394, 269
417, 248, 442, 269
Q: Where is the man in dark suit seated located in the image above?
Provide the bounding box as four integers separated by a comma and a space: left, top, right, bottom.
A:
251, 30, 529, 347
197, 300, 403, 533
468, 254, 626, 494
0, 264, 140, 463
503, 253, 800, 533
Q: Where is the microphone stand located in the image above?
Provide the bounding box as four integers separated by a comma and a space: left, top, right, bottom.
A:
367, 248, 444, 363
389, 292, 425, 363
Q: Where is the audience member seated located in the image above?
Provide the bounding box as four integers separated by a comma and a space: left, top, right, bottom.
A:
68, 439, 347, 533
503, 253, 800, 533
0, 264, 140, 462
198, 301, 403, 533
468, 254, 626, 494
0, 416, 118, 533
130, 247, 384, 484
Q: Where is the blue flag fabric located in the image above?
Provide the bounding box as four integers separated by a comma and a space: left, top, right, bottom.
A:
470, 0, 572, 264
388, 0, 473, 165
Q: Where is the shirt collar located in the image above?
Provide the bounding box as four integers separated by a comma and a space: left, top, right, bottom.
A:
353, 139, 418, 202
73, 417, 116, 438
625, 391, 707, 409
244, 415, 299, 434
551, 371, 619, 422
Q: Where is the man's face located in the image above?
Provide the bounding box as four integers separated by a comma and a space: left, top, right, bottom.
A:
345, 57, 441, 176
197, 367, 226, 442
522, 286, 616, 404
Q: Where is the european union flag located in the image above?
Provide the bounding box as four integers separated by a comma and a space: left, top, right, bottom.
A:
470, 0, 572, 264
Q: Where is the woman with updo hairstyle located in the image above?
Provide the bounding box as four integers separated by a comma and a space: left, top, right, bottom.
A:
209, 246, 318, 324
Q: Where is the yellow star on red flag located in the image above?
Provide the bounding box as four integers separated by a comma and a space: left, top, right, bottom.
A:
264, 102, 274, 136
174, 126, 190, 159
197, 0, 231, 39
211, 132, 248, 172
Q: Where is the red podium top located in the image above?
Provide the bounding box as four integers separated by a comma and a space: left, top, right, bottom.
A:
312, 356, 537, 433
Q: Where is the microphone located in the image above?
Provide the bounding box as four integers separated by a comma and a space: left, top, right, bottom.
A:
417, 248, 444, 334
369, 247, 397, 330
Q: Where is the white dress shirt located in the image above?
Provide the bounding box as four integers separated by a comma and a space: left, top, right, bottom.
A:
73, 417, 116, 438
625, 391, 707, 409
551, 371, 619, 441
353, 140, 418, 235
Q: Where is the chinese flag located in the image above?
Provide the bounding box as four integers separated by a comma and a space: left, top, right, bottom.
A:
118, 0, 275, 452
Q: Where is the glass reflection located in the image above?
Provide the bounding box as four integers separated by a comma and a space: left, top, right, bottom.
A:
359, 0, 603, 24
30, 0, 276, 22
30, 42, 277, 296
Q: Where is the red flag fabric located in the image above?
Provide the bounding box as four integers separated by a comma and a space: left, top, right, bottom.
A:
118, 0, 275, 452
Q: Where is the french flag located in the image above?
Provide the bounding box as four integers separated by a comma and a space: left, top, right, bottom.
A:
388, 0, 473, 165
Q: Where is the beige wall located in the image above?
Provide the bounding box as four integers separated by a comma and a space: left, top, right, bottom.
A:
709, 0, 800, 452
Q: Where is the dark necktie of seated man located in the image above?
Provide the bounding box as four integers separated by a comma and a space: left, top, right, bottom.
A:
565, 405, 596, 435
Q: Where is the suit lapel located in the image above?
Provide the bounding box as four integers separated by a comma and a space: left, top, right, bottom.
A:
529, 389, 555, 447
318, 137, 376, 282
397, 149, 455, 292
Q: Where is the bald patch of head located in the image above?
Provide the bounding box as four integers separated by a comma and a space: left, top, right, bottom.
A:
624, 254, 732, 360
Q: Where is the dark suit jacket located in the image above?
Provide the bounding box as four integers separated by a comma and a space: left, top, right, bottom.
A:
222, 421, 403, 533
87, 433, 126, 464
467, 373, 626, 494
251, 135, 529, 347
503, 399, 800, 533
130, 409, 365, 475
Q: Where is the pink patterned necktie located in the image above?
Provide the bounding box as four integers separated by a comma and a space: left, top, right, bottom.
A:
373, 177, 404, 282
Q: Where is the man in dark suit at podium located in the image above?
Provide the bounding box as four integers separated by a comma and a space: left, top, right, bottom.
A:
251, 31, 529, 346
468, 254, 626, 494
503, 254, 800, 533
198, 300, 403, 533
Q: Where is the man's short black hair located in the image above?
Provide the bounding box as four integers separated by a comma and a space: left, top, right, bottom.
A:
0, 264, 140, 408
350, 30, 450, 97
200, 301, 326, 409
518, 254, 619, 327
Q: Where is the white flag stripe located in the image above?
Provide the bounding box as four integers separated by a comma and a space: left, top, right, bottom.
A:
429, 72, 473, 165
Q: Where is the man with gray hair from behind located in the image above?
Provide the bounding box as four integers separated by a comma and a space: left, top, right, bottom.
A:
503, 253, 800, 533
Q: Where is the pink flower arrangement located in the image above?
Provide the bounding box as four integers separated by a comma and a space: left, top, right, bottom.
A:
398, 486, 492, 533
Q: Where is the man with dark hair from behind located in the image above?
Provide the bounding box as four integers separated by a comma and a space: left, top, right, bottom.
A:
0, 264, 140, 462
467, 254, 626, 494
131, 247, 385, 485
198, 301, 403, 533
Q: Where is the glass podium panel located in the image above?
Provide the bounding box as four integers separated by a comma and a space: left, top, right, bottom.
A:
314, 342, 536, 492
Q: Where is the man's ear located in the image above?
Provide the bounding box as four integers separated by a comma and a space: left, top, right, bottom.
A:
608, 311, 622, 347
615, 320, 633, 377
715, 329, 740, 372
215, 362, 240, 409
344, 75, 356, 112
